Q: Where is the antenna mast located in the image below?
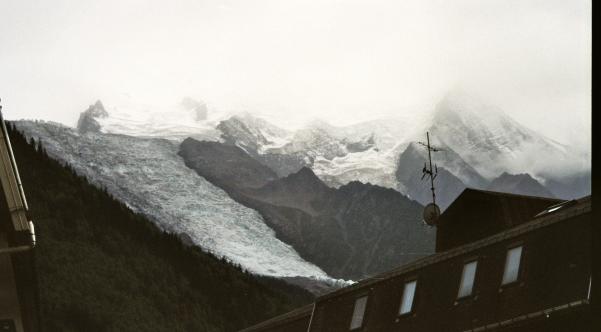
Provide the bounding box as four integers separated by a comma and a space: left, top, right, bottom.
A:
418, 132, 443, 226
418, 132, 441, 205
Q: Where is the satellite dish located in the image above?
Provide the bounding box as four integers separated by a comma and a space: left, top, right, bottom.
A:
423, 203, 441, 226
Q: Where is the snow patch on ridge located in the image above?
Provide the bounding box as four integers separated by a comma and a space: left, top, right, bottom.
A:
312, 147, 400, 189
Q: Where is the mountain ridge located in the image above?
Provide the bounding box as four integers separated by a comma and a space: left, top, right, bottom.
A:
71, 93, 589, 202
487, 172, 555, 198
178, 138, 435, 280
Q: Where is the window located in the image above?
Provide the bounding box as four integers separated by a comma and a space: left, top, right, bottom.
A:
349, 296, 368, 330
457, 260, 478, 298
501, 246, 523, 285
398, 280, 417, 315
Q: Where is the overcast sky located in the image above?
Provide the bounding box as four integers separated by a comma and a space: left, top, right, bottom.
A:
0, 0, 591, 146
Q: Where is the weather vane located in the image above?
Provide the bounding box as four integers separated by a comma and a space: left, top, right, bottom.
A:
418, 132, 443, 226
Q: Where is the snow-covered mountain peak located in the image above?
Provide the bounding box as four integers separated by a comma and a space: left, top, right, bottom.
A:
427, 91, 578, 179
435, 91, 506, 117
432, 92, 530, 144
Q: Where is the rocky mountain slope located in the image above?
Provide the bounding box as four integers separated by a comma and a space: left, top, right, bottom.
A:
543, 172, 591, 200
179, 138, 435, 280
178, 139, 278, 190
395, 142, 469, 210
487, 172, 555, 198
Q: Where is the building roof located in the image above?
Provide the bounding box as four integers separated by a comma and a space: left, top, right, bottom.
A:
435, 188, 562, 251
316, 194, 590, 302
440, 188, 562, 225
0, 115, 35, 250
239, 304, 313, 332
0, 113, 31, 234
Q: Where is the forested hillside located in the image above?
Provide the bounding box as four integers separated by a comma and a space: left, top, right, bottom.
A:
4, 124, 312, 332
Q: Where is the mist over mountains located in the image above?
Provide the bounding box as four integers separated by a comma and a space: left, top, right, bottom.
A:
12, 91, 590, 284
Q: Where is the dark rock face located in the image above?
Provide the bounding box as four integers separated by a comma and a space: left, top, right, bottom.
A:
254, 152, 309, 178
399, 167, 466, 211
178, 138, 435, 280
76, 100, 108, 133
344, 134, 376, 153
247, 174, 435, 281
249, 167, 333, 215
396, 143, 469, 210
178, 138, 278, 189
301, 181, 434, 280
487, 172, 555, 198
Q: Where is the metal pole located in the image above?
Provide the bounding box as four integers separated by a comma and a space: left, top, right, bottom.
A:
426, 132, 436, 205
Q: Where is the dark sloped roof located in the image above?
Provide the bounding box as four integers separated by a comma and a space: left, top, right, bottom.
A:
239, 304, 314, 332
439, 187, 562, 226
435, 188, 562, 251
1, 120, 31, 234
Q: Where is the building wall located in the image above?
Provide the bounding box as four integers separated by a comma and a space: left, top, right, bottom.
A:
10, 251, 38, 332
0, 234, 25, 332
309, 212, 591, 332
1, 194, 37, 332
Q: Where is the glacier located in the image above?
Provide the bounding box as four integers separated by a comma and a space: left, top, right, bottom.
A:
15, 120, 332, 279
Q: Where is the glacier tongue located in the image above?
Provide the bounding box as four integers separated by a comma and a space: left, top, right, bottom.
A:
15, 120, 331, 279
